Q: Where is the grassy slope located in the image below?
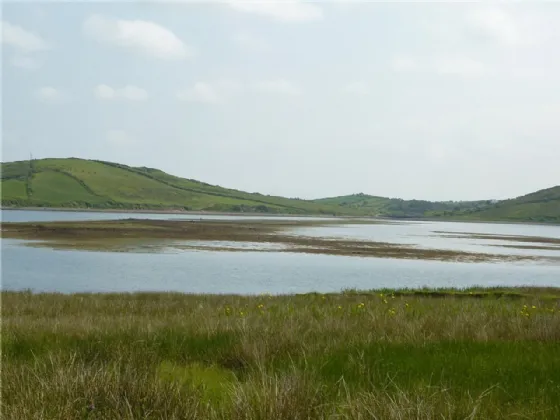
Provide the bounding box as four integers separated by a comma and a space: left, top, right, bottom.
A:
3, 288, 560, 419
315, 192, 493, 218
31, 171, 106, 205
96, 160, 350, 214
1, 158, 558, 220
445, 186, 560, 223
0, 158, 353, 215
316, 187, 560, 222
2, 179, 27, 200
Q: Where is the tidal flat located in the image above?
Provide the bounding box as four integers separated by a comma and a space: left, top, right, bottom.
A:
0, 218, 547, 263
433, 230, 560, 245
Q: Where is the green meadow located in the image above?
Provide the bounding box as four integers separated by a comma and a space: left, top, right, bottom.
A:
2, 288, 560, 419
0, 158, 353, 215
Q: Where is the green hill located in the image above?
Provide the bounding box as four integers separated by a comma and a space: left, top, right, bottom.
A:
314, 193, 492, 219
0, 158, 355, 215
315, 188, 560, 222
443, 186, 560, 223
1, 158, 558, 221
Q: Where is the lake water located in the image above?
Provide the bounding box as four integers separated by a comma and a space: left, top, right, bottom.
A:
2, 210, 559, 294
293, 221, 560, 257
0, 209, 338, 223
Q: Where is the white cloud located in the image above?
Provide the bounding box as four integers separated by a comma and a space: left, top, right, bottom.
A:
94, 84, 115, 100
1, 20, 50, 53
176, 81, 242, 104
390, 54, 485, 78
434, 56, 485, 77
425, 143, 449, 162
2, 20, 49, 70
467, 7, 520, 46
176, 83, 224, 104
229, 1, 323, 23
342, 81, 369, 96
391, 55, 418, 72
35, 87, 66, 103
233, 32, 268, 51
332, 0, 362, 12
11, 55, 41, 70
216, 80, 243, 93
93, 84, 149, 101
83, 14, 193, 60
119, 85, 149, 101
106, 129, 134, 146
253, 80, 301, 95
466, 7, 558, 48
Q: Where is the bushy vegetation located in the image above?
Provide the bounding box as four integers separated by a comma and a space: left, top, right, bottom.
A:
3, 288, 560, 419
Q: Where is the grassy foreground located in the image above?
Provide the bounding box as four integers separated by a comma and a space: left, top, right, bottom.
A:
2, 288, 560, 419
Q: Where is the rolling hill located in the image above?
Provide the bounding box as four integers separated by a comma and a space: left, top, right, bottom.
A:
314, 193, 493, 219
1, 158, 558, 222
0, 158, 356, 215
315, 188, 560, 222
446, 185, 560, 223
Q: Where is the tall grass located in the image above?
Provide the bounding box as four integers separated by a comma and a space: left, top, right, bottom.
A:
2, 288, 560, 419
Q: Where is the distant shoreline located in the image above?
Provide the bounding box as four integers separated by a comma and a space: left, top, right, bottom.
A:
1, 206, 558, 226
0, 206, 349, 218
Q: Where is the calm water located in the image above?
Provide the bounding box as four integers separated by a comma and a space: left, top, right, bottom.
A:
2, 210, 559, 294
0, 209, 337, 223
294, 221, 560, 257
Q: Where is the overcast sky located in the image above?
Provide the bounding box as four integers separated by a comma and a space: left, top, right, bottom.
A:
2, 1, 559, 201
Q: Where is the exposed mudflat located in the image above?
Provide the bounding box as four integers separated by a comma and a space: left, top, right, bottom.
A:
1, 218, 550, 263
433, 231, 560, 245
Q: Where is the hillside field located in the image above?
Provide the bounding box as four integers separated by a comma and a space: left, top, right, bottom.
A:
1, 158, 558, 221
0, 158, 351, 215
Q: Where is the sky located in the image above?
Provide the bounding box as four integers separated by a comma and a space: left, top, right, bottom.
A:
2, 1, 560, 201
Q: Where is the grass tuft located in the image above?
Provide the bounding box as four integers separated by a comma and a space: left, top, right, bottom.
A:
2, 288, 560, 419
